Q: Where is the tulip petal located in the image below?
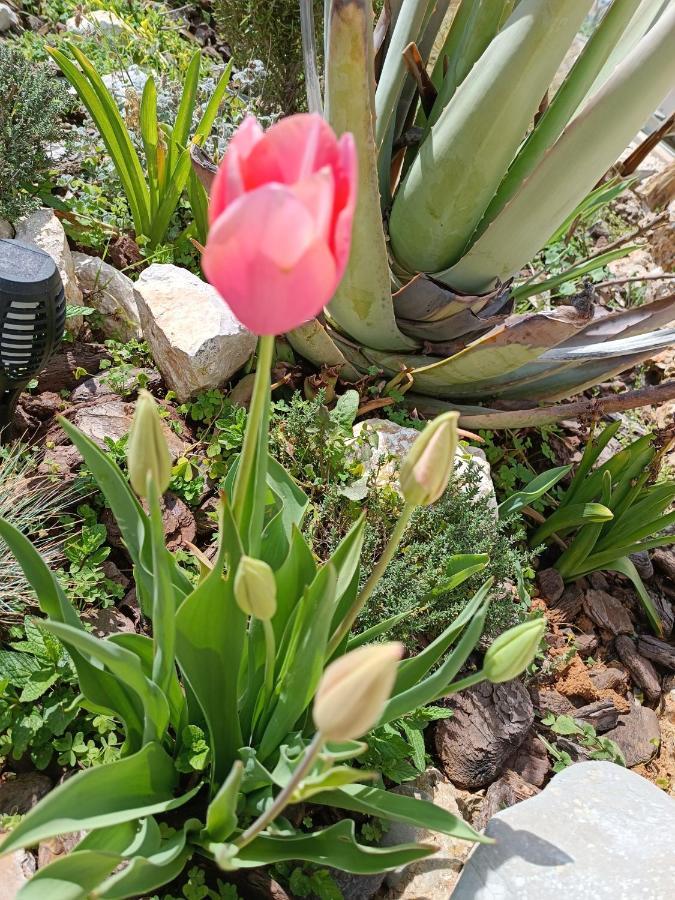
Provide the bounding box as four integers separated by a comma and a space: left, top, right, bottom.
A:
209, 117, 264, 223
290, 167, 335, 247
247, 114, 341, 186
332, 133, 358, 278
203, 185, 338, 335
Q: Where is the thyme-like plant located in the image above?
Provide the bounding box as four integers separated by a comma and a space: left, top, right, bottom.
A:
0, 43, 72, 221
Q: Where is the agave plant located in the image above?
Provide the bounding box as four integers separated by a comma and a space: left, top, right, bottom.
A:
288, 0, 675, 425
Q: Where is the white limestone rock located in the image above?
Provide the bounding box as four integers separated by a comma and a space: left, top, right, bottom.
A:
14, 208, 84, 332
66, 9, 127, 37
351, 418, 497, 514
452, 761, 675, 899
72, 252, 141, 342
381, 768, 473, 899
133, 264, 256, 402
0, 3, 19, 31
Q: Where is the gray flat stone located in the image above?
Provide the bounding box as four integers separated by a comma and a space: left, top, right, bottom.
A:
452, 761, 675, 899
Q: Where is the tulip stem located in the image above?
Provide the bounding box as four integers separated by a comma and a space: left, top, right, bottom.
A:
327, 501, 416, 656
232, 334, 275, 528
436, 671, 485, 700
262, 618, 276, 705
235, 733, 324, 849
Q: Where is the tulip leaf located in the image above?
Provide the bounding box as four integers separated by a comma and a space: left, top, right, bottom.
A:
498, 466, 571, 519
273, 525, 317, 642
40, 620, 170, 744
394, 578, 492, 695
312, 783, 488, 843
176, 498, 246, 782
230, 819, 436, 873
16, 851, 121, 900
382, 587, 490, 722
205, 761, 244, 843
0, 743, 188, 854
602, 557, 663, 638
258, 563, 337, 760
0, 518, 144, 743
427, 553, 491, 597
260, 456, 310, 569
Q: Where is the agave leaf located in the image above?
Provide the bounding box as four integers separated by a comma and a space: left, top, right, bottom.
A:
481, 0, 641, 229
338, 306, 592, 396
428, 0, 514, 130
583, 0, 667, 102
287, 318, 361, 381
445, 5, 675, 293
375, 0, 437, 148
325, 0, 416, 350
389, 0, 594, 274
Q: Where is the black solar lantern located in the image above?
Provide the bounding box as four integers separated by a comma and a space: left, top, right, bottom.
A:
0, 239, 65, 441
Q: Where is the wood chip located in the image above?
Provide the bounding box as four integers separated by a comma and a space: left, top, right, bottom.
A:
614, 635, 662, 702
582, 589, 634, 635
636, 635, 675, 671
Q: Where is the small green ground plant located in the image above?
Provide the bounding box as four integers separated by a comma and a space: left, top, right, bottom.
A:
0, 444, 78, 622
0, 43, 72, 221
530, 421, 675, 635
49, 44, 232, 250
0, 619, 121, 774
539, 713, 626, 772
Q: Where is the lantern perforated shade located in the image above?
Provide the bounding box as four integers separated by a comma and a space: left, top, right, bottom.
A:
0, 238, 65, 435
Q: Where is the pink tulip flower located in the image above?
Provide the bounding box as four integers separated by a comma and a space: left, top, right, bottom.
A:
202, 114, 357, 336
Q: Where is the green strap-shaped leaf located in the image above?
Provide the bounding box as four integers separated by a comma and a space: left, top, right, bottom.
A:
173, 51, 201, 150
194, 59, 234, 140
96, 825, 193, 900
394, 578, 492, 694
604, 557, 663, 637
0, 743, 186, 854
382, 592, 489, 723
258, 563, 337, 760
176, 498, 246, 782
205, 760, 244, 842
42, 620, 170, 744
0, 518, 144, 743
260, 456, 310, 569
17, 850, 121, 900
140, 76, 160, 218
498, 466, 571, 519
312, 783, 488, 843
529, 502, 614, 546
230, 819, 436, 873
47, 44, 150, 238
58, 416, 193, 602
273, 525, 317, 643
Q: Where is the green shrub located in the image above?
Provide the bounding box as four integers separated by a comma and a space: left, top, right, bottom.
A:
0, 43, 72, 221
269, 393, 530, 645
215, 0, 323, 112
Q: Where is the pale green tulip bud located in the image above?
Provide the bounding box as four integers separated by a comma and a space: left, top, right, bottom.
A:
313, 642, 403, 741
127, 390, 171, 498
400, 412, 458, 506
483, 618, 546, 683
234, 556, 277, 621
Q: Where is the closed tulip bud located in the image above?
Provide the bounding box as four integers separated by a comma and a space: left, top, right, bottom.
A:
127, 390, 171, 498
483, 618, 546, 683
234, 556, 277, 620
313, 642, 403, 741
400, 412, 458, 506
